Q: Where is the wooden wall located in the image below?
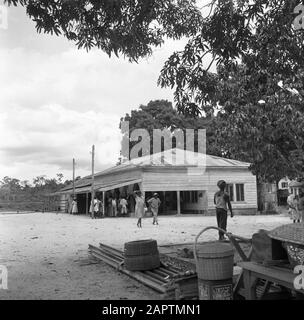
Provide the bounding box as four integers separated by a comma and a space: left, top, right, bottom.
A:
206, 168, 257, 210
142, 166, 257, 213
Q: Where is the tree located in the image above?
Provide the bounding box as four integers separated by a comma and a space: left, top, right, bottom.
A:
5, 0, 202, 61
158, 0, 304, 182
33, 175, 47, 187
119, 99, 222, 162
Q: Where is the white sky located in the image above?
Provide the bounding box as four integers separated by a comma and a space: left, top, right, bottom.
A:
0, 4, 182, 182
0, 2, 212, 183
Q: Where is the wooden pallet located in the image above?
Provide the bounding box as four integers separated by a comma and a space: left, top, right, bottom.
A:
88, 243, 198, 299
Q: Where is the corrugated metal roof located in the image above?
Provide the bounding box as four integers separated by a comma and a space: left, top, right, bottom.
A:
99, 148, 250, 176
59, 148, 250, 194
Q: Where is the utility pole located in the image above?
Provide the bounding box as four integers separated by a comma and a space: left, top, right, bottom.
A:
72, 158, 76, 199
91, 145, 95, 219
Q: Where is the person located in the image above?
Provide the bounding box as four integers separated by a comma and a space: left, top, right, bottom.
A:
148, 193, 161, 225
134, 190, 145, 228
287, 191, 300, 223
111, 197, 117, 217
120, 197, 128, 216
297, 189, 304, 223
107, 196, 112, 217
99, 199, 104, 217
90, 197, 100, 219
71, 198, 78, 215
214, 180, 233, 241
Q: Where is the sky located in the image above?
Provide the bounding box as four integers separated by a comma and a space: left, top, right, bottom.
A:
0, 3, 197, 183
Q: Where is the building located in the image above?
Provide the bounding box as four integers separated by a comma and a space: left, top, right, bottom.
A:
54, 149, 258, 216
277, 177, 291, 206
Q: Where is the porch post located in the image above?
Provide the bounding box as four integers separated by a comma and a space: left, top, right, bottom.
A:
85, 193, 88, 215
177, 190, 181, 215
102, 191, 105, 217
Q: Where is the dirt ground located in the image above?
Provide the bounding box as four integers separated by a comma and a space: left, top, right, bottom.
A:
0, 211, 291, 300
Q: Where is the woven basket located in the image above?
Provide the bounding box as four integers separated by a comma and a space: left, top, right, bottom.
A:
268, 224, 304, 246
269, 223, 304, 267
194, 242, 234, 281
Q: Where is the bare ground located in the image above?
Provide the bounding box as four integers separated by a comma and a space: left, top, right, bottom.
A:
0, 211, 291, 300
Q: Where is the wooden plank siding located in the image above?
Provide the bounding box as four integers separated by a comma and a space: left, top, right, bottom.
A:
206, 169, 257, 210
142, 167, 209, 192
94, 168, 143, 188
141, 166, 257, 214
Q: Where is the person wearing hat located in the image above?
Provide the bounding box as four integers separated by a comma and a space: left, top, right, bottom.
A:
148, 193, 161, 225
214, 180, 233, 241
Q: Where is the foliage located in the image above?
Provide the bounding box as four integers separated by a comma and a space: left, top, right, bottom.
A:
0, 174, 75, 209
119, 99, 222, 162
158, 0, 304, 182
5, 0, 202, 61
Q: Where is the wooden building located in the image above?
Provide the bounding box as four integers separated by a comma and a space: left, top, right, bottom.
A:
55, 149, 258, 216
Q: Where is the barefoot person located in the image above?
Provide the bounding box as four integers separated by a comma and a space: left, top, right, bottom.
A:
134, 190, 145, 228
214, 180, 233, 241
148, 193, 161, 225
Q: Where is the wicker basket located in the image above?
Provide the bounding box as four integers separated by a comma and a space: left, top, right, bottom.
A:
194, 232, 234, 281
269, 223, 304, 268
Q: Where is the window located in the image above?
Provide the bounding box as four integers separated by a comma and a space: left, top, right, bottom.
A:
225, 184, 234, 202
236, 184, 245, 202
281, 182, 288, 189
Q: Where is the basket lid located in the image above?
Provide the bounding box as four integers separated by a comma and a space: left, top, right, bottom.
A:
196, 243, 234, 258
268, 223, 304, 246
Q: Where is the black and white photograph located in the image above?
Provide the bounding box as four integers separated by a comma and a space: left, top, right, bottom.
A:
1, 0, 304, 308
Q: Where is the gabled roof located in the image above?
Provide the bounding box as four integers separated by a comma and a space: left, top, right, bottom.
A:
96, 148, 250, 176
58, 149, 251, 193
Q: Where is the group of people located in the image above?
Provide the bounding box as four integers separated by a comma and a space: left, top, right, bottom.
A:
105, 196, 129, 217
287, 189, 304, 224
134, 191, 161, 228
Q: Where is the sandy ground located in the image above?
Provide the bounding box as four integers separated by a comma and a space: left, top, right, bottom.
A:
0, 211, 291, 300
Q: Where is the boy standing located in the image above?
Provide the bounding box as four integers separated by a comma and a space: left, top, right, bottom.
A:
214, 180, 234, 241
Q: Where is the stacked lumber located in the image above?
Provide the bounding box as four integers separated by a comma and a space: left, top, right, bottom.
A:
88, 243, 198, 300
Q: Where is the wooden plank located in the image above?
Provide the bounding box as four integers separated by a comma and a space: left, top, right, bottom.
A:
121, 269, 168, 293
99, 243, 124, 256
153, 269, 172, 278
143, 270, 169, 283
238, 261, 303, 292
97, 247, 124, 261
243, 270, 257, 300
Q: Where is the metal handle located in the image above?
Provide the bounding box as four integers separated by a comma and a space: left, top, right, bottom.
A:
193, 226, 227, 265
